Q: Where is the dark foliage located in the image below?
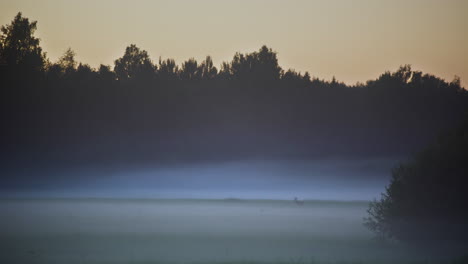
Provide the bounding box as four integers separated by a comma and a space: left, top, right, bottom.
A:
114, 44, 155, 81
1, 13, 468, 178
364, 118, 468, 242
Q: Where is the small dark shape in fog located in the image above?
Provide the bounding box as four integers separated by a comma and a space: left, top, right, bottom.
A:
294, 197, 304, 206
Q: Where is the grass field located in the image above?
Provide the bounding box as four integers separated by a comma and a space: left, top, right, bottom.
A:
0, 198, 466, 264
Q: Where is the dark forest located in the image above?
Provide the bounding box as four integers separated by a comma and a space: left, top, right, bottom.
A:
2, 13, 467, 175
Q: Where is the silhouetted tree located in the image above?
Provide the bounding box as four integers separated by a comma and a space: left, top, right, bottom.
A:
302, 71, 311, 83
43, 48, 77, 82
199, 56, 217, 80
281, 69, 310, 86
58, 48, 77, 75
0, 12, 45, 73
114, 44, 155, 81
74, 63, 97, 85
180, 58, 200, 81
157, 58, 179, 81
365, 118, 468, 242
97, 64, 116, 83
256, 45, 281, 80
225, 45, 281, 83
218, 61, 231, 80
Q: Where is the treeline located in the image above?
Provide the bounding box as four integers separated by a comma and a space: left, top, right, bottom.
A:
1, 13, 468, 173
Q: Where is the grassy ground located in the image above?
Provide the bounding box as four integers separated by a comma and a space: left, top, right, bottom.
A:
0, 198, 466, 264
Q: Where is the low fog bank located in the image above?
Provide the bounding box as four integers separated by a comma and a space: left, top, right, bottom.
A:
1, 199, 466, 264
1, 158, 399, 200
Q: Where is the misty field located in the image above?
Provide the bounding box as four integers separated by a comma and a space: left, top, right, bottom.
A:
0, 199, 464, 264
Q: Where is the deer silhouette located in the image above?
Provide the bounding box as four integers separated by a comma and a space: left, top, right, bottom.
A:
294, 197, 304, 206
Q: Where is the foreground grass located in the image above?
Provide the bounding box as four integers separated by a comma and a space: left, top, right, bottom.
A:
189, 258, 468, 264
75, 257, 468, 264
191, 258, 468, 264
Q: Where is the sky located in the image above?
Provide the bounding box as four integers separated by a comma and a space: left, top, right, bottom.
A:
1, 0, 467, 87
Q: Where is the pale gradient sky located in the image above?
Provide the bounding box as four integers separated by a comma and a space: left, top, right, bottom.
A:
1, 0, 467, 86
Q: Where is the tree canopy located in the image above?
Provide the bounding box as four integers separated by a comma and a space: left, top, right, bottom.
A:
0, 12, 45, 73
222, 45, 282, 82
114, 44, 155, 81
364, 118, 468, 242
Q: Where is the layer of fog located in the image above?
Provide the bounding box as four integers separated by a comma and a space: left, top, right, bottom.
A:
3, 158, 401, 200
0, 199, 430, 264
